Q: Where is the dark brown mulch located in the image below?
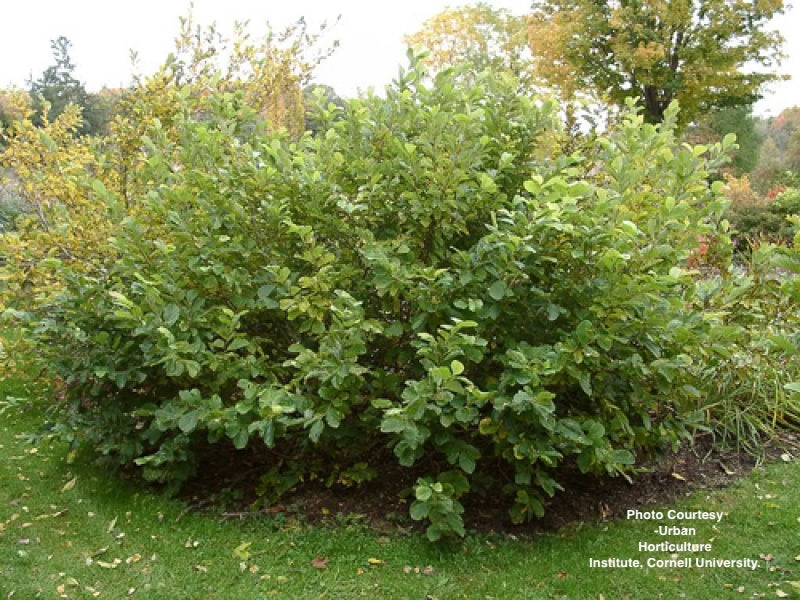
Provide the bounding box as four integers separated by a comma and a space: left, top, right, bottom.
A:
177, 433, 797, 535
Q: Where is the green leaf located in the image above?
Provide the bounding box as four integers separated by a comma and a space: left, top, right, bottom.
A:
227, 338, 249, 351
185, 360, 201, 378
524, 177, 542, 194
370, 398, 393, 409
425, 525, 443, 542
578, 372, 592, 396
309, 419, 325, 443
547, 304, 561, 321
232, 429, 249, 450
380, 415, 407, 433
162, 304, 180, 326
619, 220, 640, 236
178, 411, 198, 434
488, 280, 507, 301
479, 172, 497, 192
458, 453, 477, 474
384, 322, 404, 338
575, 320, 594, 345
414, 485, 433, 502
450, 359, 465, 376
409, 501, 429, 520
431, 366, 452, 381
610, 449, 635, 465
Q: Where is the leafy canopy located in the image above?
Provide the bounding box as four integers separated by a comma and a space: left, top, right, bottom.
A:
528, 0, 787, 126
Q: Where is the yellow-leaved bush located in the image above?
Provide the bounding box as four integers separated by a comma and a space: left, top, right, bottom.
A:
0, 14, 334, 380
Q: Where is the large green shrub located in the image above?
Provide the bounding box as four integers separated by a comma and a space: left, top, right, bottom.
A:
18, 59, 733, 539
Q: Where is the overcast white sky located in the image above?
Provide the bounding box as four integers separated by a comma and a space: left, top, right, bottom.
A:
1, 0, 797, 117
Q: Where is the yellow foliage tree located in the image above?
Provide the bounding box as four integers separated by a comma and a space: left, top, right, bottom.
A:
1, 104, 104, 299
0, 88, 32, 133
0, 12, 335, 379
404, 3, 536, 91
102, 13, 336, 206
528, 0, 786, 126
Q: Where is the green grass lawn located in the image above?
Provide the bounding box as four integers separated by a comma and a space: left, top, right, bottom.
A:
2, 377, 799, 599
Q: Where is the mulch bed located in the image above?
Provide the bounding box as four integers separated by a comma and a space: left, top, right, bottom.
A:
177, 432, 797, 535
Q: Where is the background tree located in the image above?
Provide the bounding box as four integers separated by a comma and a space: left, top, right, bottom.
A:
404, 3, 536, 91
767, 108, 800, 171
28, 37, 91, 132
162, 13, 337, 134
83, 87, 123, 137
528, 0, 786, 127
787, 127, 800, 171
751, 106, 800, 193
25, 37, 118, 137
685, 106, 762, 175
710, 106, 762, 174
100, 12, 336, 207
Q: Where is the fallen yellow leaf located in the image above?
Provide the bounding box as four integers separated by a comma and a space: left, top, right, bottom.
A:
232, 541, 251, 559
367, 558, 385, 566
61, 477, 77, 492
96, 558, 121, 569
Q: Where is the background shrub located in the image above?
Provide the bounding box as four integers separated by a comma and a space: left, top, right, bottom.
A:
691, 240, 800, 453
725, 183, 800, 251
0, 180, 27, 235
